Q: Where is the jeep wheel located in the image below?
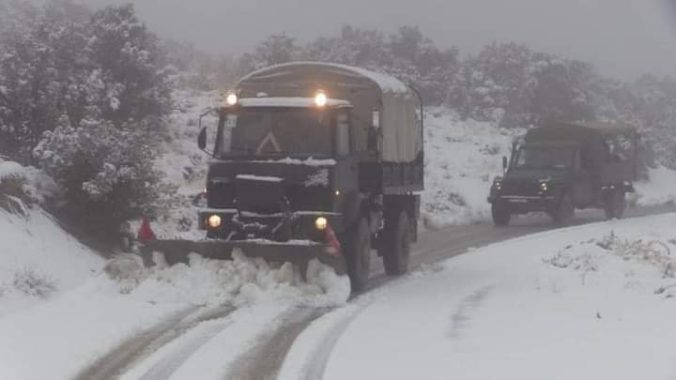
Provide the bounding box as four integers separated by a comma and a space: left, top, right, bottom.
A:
604, 189, 626, 220
380, 211, 411, 276
345, 218, 371, 292
551, 193, 574, 225
491, 202, 511, 226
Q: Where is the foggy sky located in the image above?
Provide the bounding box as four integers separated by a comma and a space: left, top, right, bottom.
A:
86, 0, 676, 80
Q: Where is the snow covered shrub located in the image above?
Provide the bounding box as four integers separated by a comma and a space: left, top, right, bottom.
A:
86, 4, 172, 126
34, 118, 167, 240
0, 0, 93, 164
12, 267, 57, 298
0, 160, 32, 214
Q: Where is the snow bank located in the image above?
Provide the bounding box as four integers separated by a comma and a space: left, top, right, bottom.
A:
634, 166, 676, 206
0, 207, 103, 317
324, 213, 676, 380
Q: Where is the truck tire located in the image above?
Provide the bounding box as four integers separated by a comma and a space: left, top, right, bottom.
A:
604, 189, 626, 220
345, 218, 371, 292
551, 193, 574, 225
380, 211, 411, 276
491, 202, 511, 226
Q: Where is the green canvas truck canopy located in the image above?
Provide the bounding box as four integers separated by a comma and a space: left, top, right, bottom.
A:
236, 62, 422, 163
524, 121, 640, 182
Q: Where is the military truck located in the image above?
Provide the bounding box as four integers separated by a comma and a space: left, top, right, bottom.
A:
142, 62, 424, 291
487, 122, 639, 225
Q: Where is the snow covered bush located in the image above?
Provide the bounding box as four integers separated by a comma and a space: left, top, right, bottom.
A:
0, 158, 56, 214
34, 117, 168, 240
12, 267, 57, 298
0, 1, 173, 239
86, 4, 172, 127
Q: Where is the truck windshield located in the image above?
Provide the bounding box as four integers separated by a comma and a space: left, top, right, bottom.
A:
218, 107, 332, 157
513, 146, 575, 170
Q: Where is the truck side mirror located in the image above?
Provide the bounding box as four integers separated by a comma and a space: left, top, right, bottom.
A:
198, 127, 207, 151
502, 156, 508, 171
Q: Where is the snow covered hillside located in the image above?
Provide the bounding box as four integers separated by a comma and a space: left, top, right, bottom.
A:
322, 213, 676, 380
0, 160, 102, 317
422, 109, 522, 228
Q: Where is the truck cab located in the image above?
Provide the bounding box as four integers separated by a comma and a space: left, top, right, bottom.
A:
193, 62, 424, 291
488, 122, 639, 225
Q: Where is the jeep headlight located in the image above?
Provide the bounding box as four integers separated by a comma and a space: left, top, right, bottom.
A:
539, 182, 549, 192
207, 214, 222, 228
493, 180, 503, 191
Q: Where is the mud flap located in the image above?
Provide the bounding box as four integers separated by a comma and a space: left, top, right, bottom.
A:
138, 239, 346, 275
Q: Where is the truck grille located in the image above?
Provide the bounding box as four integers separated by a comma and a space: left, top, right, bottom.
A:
501, 181, 539, 196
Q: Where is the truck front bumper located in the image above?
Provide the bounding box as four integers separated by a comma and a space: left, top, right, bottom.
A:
488, 195, 558, 214
139, 239, 346, 275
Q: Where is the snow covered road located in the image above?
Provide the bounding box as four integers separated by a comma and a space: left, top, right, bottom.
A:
322, 212, 676, 380
2, 205, 675, 380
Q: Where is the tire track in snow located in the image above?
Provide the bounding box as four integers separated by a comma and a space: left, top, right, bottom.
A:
137, 317, 233, 380
75, 304, 234, 380
282, 304, 370, 380
447, 285, 495, 339
224, 307, 329, 380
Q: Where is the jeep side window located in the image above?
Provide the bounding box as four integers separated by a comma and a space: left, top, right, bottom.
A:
336, 111, 350, 156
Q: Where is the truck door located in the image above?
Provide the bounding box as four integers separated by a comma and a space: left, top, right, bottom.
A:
573, 148, 594, 207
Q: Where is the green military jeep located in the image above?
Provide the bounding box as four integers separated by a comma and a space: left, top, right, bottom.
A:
488, 122, 640, 225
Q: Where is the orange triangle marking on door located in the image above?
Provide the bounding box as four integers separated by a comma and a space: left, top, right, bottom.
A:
256, 132, 282, 155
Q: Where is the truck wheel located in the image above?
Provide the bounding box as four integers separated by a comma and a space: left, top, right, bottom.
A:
381, 211, 411, 276
552, 193, 574, 225
604, 189, 626, 220
345, 218, 371, 292
491, 202, 511, 226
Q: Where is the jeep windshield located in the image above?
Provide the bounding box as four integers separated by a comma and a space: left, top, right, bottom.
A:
218, 107, 332, 158
513, 146, 575, 170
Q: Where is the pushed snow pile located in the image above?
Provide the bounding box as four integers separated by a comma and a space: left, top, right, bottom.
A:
422, 109, 522, 228
104, 250, 351, 308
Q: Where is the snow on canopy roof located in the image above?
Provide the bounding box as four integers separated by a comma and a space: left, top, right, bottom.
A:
238, 62, 410, 94
238, 97, 351, 108
541, 121, 637, 137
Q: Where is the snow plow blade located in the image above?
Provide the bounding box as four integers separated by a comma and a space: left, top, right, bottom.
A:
138, 239, 346, 275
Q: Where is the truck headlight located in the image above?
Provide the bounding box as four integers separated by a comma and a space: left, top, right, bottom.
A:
493, 181, 502, 191
315, 216, 328, 231
208, 214, 222, 228
539, 182, 549, 192
226, 93, 238, 106
314, 91, 327, 107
